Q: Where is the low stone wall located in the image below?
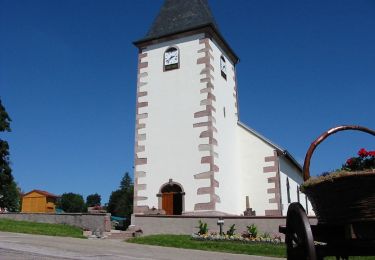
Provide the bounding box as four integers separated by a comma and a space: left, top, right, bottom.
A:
0, 213, 111, 232
133, 215, 317, 236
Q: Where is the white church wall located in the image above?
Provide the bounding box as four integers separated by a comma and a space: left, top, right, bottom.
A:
208, 39, 242, 214
236, 124, 280, 216
136, 34, 210, 212
279, 158, 302, 215
279, 158, 315, 216
132, 0, 310, 218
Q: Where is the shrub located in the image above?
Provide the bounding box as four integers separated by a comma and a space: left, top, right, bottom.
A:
246, 224, 258, 238
196, 220, 208, 235
226, 224, 236, 236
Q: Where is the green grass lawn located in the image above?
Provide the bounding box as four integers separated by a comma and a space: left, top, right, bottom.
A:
0, 218, 85, 238
128, 234, 286, 258
128, 235, 375, 259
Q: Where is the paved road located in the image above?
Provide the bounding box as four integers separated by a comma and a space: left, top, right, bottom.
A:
0, 232, 284, 260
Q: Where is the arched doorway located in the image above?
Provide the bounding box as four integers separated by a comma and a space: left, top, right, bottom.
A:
159, 180, 184, 215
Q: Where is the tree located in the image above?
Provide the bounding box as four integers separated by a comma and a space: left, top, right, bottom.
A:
107, 172, 133, 228
57, 193, 86, 213
0, 99, 20, 211
120, 172, 132, 191
86, 193, 101, 207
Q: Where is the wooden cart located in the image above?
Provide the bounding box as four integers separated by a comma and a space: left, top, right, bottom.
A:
279, 125, 375, 260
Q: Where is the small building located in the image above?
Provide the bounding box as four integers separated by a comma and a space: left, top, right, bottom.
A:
21, 190, 58, 213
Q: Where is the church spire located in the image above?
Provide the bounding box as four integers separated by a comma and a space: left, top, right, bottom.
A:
145, 0, 220, 40
134, 0, 239, 64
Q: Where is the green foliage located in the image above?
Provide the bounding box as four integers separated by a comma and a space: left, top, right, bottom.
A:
107, 189, 124, 215
129, 235, 374, 259
120, 172, 133, 191
196, 220, 208, 235
0, 98, 20, 211
0, 181, 20, 211
107, 172, 133, 229
0, 100, 11, 132
246, 224, 258, 238
57, 193, 87, 213
0, 218, 85, 238
226, 224, 236, 236
86, 193, 101, 207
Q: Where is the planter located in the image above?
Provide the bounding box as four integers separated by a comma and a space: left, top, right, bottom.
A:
301, 126, 375, 229
302, 171, 375, 224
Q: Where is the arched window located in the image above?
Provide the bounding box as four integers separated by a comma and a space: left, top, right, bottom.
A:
164, 47, 179, 71
286, 177, 291, 203
297, 186, 300, 202
220, 55, 227, 79
305, 196, 309, 215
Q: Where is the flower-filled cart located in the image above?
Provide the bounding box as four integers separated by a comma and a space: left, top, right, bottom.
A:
279, 125, 375, 260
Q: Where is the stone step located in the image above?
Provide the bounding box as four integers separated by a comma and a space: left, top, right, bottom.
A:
107, 231, 134, 240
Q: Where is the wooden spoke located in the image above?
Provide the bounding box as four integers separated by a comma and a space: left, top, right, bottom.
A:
286, 202, 317, 260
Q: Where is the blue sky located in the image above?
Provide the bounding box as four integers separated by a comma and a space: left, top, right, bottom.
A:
1, 0, 374, 204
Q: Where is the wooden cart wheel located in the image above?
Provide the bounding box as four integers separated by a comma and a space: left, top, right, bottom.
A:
286, 202, 317, 260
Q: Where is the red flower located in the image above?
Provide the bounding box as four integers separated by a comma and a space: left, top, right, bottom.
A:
358, 148, 368, 158
369, 151, 375, 157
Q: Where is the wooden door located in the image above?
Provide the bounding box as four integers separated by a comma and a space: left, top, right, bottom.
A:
162, 193, 174, 215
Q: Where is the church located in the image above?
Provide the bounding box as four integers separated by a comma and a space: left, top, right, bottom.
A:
132, 0, 312, 217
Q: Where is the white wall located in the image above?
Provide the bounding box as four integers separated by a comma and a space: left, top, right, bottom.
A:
208, 39, 241, 214
135, 33, 313, 217
236, 124, 279, 215
279, 158, 314, 216
137, 34, 247, 215
137, 34, 207, 211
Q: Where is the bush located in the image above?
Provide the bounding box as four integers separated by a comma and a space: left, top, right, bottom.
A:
226, 224, 236, 236
196, 220, 208, 235
192, 223, 282, 244
242, 224, 258, 239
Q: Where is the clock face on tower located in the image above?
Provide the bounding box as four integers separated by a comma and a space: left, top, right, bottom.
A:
164, 47, 179, 71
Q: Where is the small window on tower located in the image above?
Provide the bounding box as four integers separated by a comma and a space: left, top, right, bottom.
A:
305, 196, 309, 215
297, 186, 300, 202
164, 47, 179, 71
220, 56, 227, 80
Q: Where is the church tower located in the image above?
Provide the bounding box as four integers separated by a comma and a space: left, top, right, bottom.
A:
133, 0, 241, 215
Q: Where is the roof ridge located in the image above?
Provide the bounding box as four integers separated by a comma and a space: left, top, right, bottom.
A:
237, 121, 303, 171
23, 189, 58, 198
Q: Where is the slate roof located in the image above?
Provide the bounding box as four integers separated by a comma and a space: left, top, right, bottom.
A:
141, 0, 220, 41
